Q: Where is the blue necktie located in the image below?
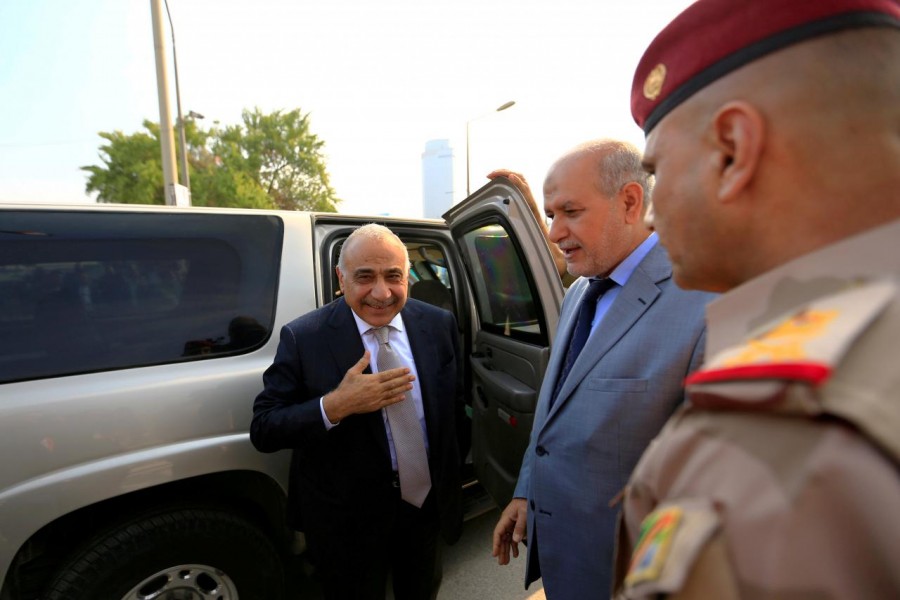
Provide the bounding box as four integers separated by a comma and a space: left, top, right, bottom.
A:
550, 278, 615, 407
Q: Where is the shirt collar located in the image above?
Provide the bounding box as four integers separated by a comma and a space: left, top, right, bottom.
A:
604, 232, 658, 286
350, 308, 406, 337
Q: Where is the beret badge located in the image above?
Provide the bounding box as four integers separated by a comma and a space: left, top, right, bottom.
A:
643, 63, 667, 101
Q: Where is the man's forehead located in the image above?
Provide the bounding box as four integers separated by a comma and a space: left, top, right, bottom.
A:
641, 114, 678, 163
545, 153, 594, 189
345, 237, 405, 259
352, 264, 405, 274
346, 244, 408, 274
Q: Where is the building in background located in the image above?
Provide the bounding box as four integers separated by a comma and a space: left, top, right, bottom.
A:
422, 139, 454, 219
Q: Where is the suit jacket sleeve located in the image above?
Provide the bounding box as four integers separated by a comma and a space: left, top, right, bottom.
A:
250, 323, 331, 453
450, 311, 468, 466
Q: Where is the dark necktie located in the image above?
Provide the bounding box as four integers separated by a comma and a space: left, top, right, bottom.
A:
372, 326, 432, 507
550, 278, 616, 407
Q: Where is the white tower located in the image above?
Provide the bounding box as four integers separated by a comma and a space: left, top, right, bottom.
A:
421, 139, 454, 219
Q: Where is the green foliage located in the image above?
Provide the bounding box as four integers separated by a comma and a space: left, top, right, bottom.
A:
82, 122, 164, 205
82, 108, 340, 211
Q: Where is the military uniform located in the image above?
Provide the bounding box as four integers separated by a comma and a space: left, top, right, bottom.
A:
613, 219, 900, 598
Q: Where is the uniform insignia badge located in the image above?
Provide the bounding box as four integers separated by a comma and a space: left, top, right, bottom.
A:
621, 500, 721, 597
626, 506, 682, 586
687, 279, 897, 389
643, 64, 667, 100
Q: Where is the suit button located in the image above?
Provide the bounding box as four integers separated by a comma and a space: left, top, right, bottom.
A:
536, 445, 548, 456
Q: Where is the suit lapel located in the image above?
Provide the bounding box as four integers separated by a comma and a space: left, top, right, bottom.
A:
538, 279, 588, 419
326, 299, 392, 459
326, 298, 369, 372
547, 245, 672, 419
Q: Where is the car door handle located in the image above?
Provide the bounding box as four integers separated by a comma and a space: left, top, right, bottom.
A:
470, 355, 536, 413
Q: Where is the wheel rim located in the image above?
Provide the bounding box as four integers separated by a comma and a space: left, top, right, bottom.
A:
121, 564, 239, 600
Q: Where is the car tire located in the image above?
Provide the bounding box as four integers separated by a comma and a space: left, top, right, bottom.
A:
44, 507, 284, 600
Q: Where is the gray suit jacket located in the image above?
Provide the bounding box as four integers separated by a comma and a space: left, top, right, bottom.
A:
514, 243, 714, 599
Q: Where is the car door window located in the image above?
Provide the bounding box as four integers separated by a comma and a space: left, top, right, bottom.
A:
459, 223, 547, 346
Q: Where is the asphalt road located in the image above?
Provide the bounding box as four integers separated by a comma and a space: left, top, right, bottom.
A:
287, 506, 546, 599
439, 506, 546, 600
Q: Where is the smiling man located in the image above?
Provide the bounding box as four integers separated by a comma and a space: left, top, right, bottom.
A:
251, 223, 463, 599
491, 140, 714, 599
614, 0, 900, 598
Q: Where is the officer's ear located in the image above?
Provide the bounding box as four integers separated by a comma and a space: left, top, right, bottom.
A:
711, 101, 764, 204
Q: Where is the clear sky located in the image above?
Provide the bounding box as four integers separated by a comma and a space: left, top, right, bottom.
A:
0, 0, 695, 217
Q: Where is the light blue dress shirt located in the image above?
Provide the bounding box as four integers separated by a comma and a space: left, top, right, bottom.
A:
588, 232, 659, 335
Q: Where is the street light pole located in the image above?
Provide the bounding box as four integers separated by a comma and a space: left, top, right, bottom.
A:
164, 0, 189, 192
150, 0, 178, 206
466, 100, 516, 197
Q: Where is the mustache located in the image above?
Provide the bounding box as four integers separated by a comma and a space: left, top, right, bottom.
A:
363, 297, 399, 309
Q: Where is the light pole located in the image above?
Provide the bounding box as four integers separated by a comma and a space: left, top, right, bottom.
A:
466, 100, 516, 197
163, 0, 200, 203
150, 0, 178, 205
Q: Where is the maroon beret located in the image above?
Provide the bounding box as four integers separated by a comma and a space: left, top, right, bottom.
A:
632, 0, 900, 133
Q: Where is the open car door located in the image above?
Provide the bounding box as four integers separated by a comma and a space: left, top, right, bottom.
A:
444, 177, 564, 507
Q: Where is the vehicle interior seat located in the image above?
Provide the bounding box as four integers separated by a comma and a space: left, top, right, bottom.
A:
409, 279, 454, 314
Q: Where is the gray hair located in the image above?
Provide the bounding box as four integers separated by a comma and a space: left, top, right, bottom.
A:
573, 139, 654, 210
337, 223, 410, 273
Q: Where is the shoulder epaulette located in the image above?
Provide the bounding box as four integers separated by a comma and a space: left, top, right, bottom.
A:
686, 279, 897, 409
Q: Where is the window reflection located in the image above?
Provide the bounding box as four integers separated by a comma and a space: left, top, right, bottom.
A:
0, 212, 282, 383
461, 224, 544, 343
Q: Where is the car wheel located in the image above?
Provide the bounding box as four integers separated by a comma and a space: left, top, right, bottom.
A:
44, 507, 284, 600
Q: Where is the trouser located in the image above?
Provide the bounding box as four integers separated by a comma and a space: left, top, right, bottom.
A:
308, 487, 442, 600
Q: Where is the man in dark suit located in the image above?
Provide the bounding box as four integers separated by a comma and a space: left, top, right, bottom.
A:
251, 223, 463, 600
491, 140, 715, 599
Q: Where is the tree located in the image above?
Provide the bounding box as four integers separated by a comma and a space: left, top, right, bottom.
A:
82, 121, 167, 205
82, 108, 340, 211
212, 108, 339, 212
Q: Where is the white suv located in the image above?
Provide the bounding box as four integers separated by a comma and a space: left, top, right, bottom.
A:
0, 185, 562, 599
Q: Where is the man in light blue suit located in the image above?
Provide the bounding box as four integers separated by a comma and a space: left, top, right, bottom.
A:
492, 140, 715, 599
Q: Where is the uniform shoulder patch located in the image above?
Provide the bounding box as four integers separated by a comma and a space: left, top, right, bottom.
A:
686, 279, 897, 406
626, 505, 683, 586
623, 499, 720, 597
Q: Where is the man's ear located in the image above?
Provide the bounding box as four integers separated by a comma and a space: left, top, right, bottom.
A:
335, 266, 345, 294
712, 101, 764, 202
620, 181, 645, 224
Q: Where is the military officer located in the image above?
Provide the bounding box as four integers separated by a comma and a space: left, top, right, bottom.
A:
613, 0, 900, 598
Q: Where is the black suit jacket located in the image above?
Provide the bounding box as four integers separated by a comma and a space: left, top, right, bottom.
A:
250, 297, 464, 544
